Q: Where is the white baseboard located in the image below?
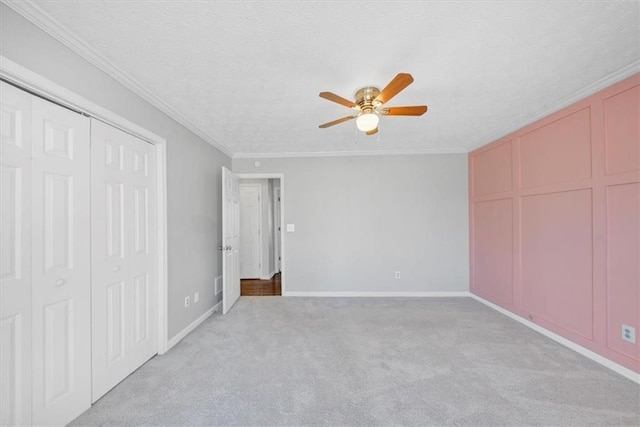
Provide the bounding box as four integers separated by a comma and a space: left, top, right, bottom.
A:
165, 301, 221, 351
260, 271, 276, 280
469, 293, 640, 384
283, 291, 469, 297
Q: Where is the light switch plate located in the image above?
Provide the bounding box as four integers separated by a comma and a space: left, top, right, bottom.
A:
286, 224, 295, 232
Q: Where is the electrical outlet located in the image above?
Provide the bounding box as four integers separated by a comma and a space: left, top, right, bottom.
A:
184, 296, 190, 308
194, 292, 199, 303
622, 325, 636, 344
395, 271, 401, 279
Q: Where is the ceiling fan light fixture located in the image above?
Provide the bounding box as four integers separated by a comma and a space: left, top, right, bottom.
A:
356, 112, 379, 132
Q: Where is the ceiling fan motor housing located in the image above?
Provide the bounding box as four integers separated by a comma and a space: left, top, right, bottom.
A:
355, 87, 381, 114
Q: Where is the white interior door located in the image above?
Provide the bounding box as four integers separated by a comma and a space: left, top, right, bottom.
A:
0, 81, 33, 427
222, 167, 240, 314
239, 184, 261, 279
30, 95, 92, 425
90, 119, 158, 402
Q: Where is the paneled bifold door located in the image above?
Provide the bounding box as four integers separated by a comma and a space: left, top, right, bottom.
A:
90, 119, 158, 402
1, 81, 92, 425
0, 82, 159, 425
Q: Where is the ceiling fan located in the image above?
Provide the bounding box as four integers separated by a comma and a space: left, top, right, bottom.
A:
318, 73, 428, 136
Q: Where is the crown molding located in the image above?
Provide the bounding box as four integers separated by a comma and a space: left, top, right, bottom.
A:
468, 60, 640, 152
233, 147, 468, 159
3, 0, 233, 158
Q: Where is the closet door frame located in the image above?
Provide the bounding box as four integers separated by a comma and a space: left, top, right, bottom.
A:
0, 55, 171, 356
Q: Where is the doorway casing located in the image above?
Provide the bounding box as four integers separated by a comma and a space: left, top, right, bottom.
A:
236, 173, 286, 295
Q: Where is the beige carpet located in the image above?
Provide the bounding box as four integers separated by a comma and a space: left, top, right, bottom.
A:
71, 297, 640, 426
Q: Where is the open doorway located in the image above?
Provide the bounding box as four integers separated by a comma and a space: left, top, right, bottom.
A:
238, 176, 282, 296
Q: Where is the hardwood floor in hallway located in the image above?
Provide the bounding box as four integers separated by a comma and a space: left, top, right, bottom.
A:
241, 273, 281, 296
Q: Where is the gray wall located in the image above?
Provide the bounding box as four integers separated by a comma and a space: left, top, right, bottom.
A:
1, 4, 230, 339
233, 155, 469, 293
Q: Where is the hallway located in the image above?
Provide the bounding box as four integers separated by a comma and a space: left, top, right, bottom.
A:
240, 273, 281, 296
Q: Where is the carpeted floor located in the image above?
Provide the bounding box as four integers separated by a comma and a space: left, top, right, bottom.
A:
71, 297, 640, 426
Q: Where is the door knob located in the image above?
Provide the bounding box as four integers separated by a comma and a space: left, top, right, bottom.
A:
226, 246, 232, 251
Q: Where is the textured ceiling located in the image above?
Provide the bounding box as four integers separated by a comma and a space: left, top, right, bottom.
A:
8, 1, 640, 156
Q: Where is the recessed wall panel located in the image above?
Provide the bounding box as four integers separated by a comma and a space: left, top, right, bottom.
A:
472, 142, 512, 196
604, 86, 640, 175
606, 183, 640, 361
520, 108, 592, 189
472, 199, 513, 304
521, 189, 593, 339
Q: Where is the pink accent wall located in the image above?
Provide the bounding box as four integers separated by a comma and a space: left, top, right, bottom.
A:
469, 74, 640, 373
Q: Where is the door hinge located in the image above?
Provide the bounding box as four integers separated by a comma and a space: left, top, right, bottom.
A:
278, 197, 281, 202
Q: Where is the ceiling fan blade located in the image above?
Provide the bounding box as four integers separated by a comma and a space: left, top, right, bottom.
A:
366, 127, 378, 136
382, 106, 428, 116
374, 73, 414, 105
319, 91, 357, 108
318, 115, 356, 128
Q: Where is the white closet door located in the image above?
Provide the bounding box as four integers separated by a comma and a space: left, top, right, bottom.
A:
90, 119, 157, 402
30, 97, 92, 424
0, 82, 33, 426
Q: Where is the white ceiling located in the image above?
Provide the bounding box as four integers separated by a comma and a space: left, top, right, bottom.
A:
8, 1, 640, 157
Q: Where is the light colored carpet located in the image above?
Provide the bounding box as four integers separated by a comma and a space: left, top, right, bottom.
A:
71, 297, 640, 426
